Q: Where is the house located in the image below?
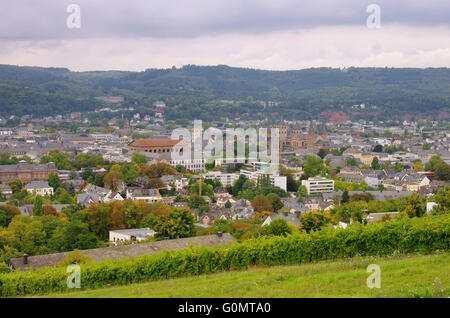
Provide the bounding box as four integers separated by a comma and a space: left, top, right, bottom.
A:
213, 187, 233, 207
103, 191, 124, 203
281, 198, 309, 214
126, 187, 159, 203
262, 213, 301, 227
160, 175, 189, 191
77, 193, 102, 206
8, 233, 234, 271
365, 212, 400, 224
109, 228, 156, 245
25, 181, 54, 196
0, 184, 13, 199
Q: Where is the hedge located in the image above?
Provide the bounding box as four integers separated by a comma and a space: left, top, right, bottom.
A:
0, 214, 448, 297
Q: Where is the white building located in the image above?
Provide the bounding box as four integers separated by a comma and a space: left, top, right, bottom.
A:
126, 187, 159, 203
239, 169, 287, 191
203, 171, 240, 187
109, 228, 156, 245
25, 181, 54, 196
301, 177, 334, 196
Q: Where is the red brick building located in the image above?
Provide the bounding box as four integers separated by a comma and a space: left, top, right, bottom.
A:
128, 139, 183, 154
0, 162, 58, 183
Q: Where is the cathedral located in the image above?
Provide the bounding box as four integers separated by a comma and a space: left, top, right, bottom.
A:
276, 124, 328, 152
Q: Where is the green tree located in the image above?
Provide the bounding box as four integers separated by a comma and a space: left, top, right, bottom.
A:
341, 190, 350, 204
371, 157, 381, 170
302, 156, 325, 178
33, 196, 44, 217
434, 162, 450, 181
262, 219, 291, 236
154, 208, 195, 239
299, 210, 331, 233
232, 175, 247, 196
49, 221, 101, 252
297, 185, 308, 197
267, 193, 283, 211
131, 152, 147, 166
87, 204, 111, 240
402, 194, 426, 218
251, 194, 274, 212
48, 172, 60, 191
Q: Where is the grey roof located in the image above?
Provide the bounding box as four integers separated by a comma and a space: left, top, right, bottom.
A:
127, 187, 158, 197
110, 228, 155, 239
266, 214, 301, 227
8, 233, 234, 271
77, 193, 101, 205
25, 181, 51, 189
0, 162, 56, 172
281, 198, 309, 212
348, 190, 413, 201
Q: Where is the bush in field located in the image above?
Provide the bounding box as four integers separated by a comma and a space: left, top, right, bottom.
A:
57, 250, 94, 267
0, 214, 448, 297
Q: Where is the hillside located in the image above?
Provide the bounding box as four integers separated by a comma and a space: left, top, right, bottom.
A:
42, 253, 449, 298
0, 64, 449, 121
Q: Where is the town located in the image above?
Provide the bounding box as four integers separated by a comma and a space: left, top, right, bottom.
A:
0, 98, 448, 277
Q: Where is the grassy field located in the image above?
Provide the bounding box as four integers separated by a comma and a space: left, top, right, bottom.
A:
41, 253, 449, 298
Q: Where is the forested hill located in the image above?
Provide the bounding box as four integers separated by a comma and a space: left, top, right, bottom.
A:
0, 64, 449, 121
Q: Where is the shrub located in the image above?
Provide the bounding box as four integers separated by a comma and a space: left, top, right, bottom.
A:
57, 250, 94, 267
0, 215, 448, 297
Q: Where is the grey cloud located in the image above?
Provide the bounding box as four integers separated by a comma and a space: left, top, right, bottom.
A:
0, 0, 449, 41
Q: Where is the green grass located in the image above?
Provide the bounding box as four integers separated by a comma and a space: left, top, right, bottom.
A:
41, 253, 449, 298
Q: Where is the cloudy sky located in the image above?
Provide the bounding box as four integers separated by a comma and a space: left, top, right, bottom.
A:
1, 0, 449, 71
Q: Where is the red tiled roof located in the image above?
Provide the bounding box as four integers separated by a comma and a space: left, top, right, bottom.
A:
130, 139, 181, 148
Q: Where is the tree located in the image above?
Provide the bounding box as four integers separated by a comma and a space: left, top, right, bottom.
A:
154, 208, 195, 239
213, 219, 234, 234
43, 205, 58, 217
345, 157, 357, 167
317, 148, 328, 159
434, 162, 450, 181
87, 204, 111, 240
251, 194, 274, 212
40, 150, 72, 170
297, 185, 308, 197
232, 175, 247, 196
48, 172, 60, 190
8, 179, 22, 193
430, 186, 450, 215
104, 165, 123, 192
341, 190, 350, 204
131, 152, 147, 166
140, 162, 178, 178
224, 200, 232, 208
175, 165, 187, 173
256, 174, 271, 189
49, 221, 101, 252
0, 205, 20, 227
189, 181, 213, 197
413, 160, 424, 172
81, 167, 94, 181
299, 210, 331, 233
373, 144, 383, 153
262, 219, 291, 237
302, 156, 325, 178
371, 157, 381, 170
267, 193, 283, 211
33, 196, 44, 217
425, 155, 444, 172
146, 178, 165, 189
402, 194, 426, 218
